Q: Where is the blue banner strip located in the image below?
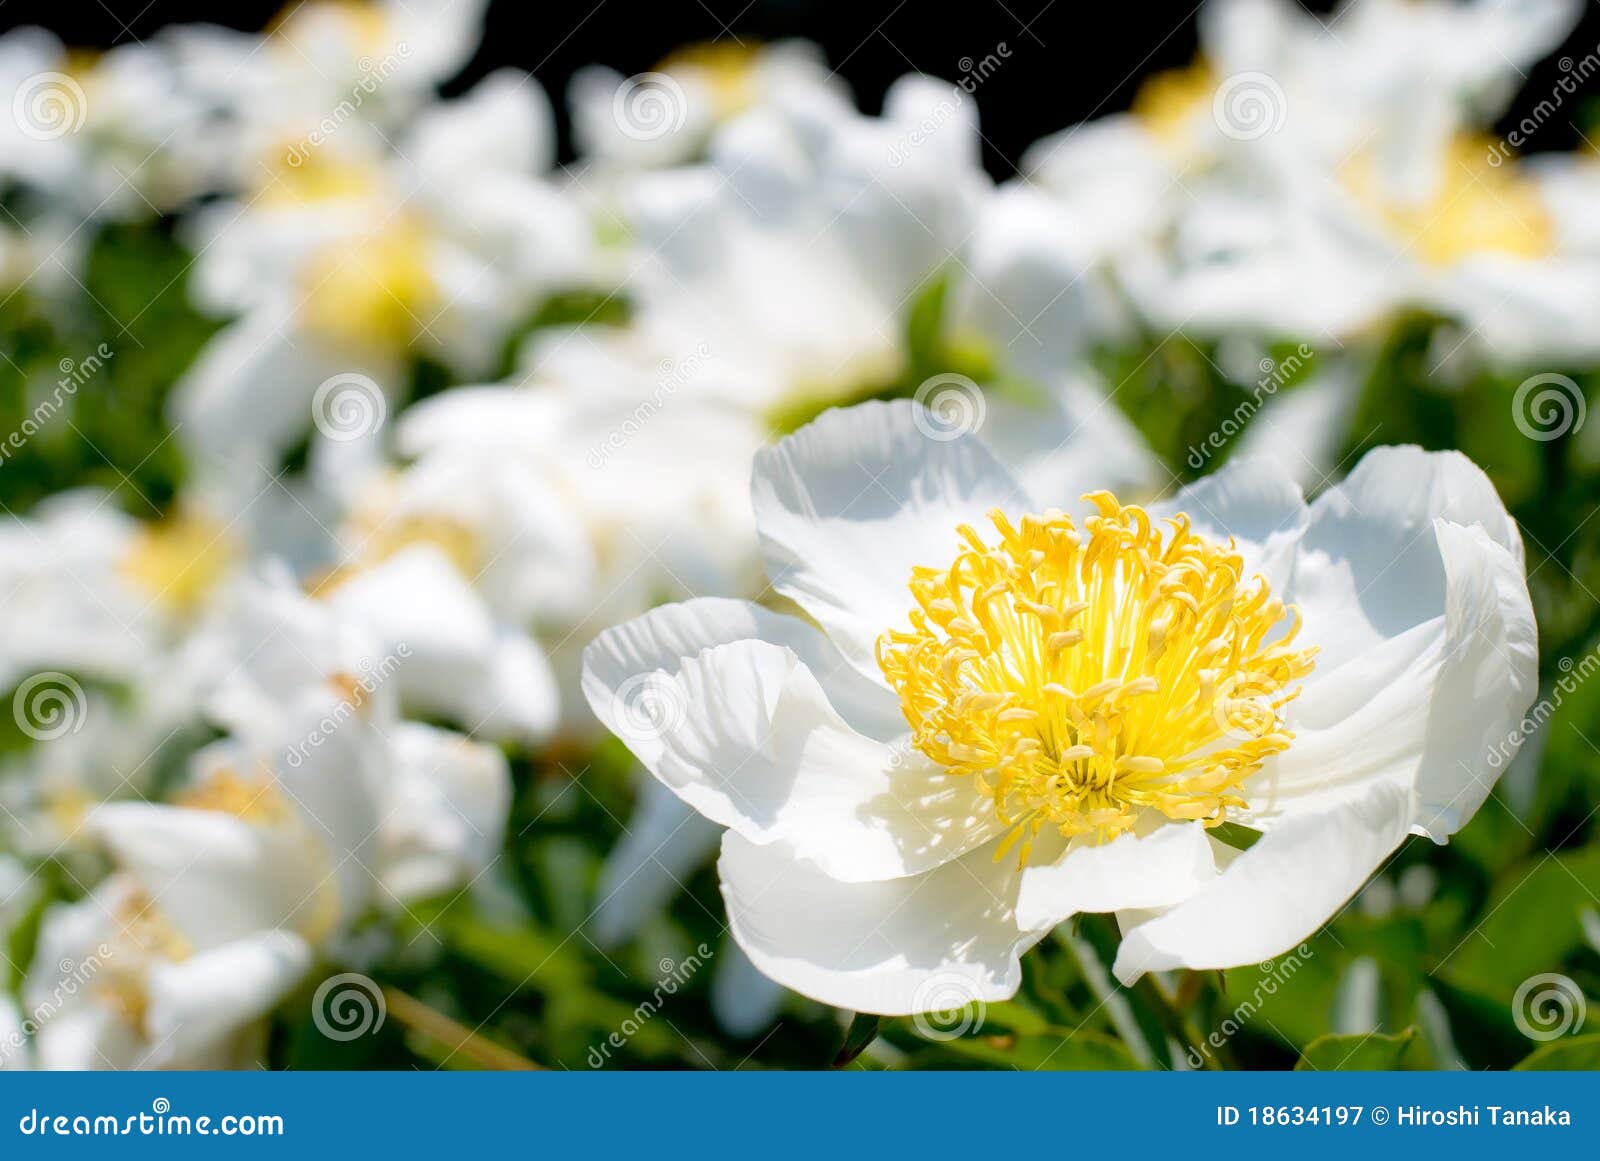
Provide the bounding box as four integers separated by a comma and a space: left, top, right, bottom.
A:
3, 1071, 1598, 1156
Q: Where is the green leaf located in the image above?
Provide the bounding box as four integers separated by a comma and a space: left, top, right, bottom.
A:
1442, 846, 1600, 1000
1294, 1027, 1417, 1070
908, 1030, 1141, 1071
1512, 1033, 1600, 1070
833, 1013, 884, 1068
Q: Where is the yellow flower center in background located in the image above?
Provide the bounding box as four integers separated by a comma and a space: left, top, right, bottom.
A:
120, 511, 234, 612
877, 494, 1317, 863
97, 889, 193, 1033
1132, 58, 1216, 148
174, 766, 293, 826
300, 217, 437, 351
1342, 134, 1554, 266
658, 41, 761, 119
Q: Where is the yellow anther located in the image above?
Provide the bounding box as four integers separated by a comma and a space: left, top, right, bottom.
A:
876, 496, 1317, 855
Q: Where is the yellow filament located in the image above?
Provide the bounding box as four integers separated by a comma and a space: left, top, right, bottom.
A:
876, 495, 1317, 863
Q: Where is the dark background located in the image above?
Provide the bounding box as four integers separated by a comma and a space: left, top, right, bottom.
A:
5, 0, 1600, 174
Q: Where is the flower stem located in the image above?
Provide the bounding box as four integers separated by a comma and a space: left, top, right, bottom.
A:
381, 986, 543, 1071
1132, 973, 1225, 1070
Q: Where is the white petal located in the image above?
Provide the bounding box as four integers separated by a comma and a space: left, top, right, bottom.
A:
87, 804, 335, 950
582, 596, 903, 746
980, 374, 1164, 510
143, 931, 312, 1068
379, 723, 511, 903
719, 831, 1036, 1015
1287, 445, 1522, 673
1154, 454, 1309, 582
326, 546, 559, 744
591, 635, 997, 882
1112, 772, 1413, 983
1016, 822, 1217, 931
752, 399, 1030, 677
1406, 520, 1538, 837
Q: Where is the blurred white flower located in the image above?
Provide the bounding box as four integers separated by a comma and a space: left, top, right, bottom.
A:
170, 68, 599, 510
569, 40, 843, 173
18, 575, 510, 1069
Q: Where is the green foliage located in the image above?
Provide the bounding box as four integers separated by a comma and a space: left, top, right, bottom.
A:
0, 221, 219, 514
8, 255, 1600, 1072
1295, 1027, 1418, 1070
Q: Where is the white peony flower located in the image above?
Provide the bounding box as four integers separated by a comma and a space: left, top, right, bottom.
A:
17, 575, 511, 1069
583, 399, 1535, 1013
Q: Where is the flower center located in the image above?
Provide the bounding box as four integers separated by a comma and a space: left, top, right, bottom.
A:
876, 493, 1317, 862
1341, 134, 1553, 266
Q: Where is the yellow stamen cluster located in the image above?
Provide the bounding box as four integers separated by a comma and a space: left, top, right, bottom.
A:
174, 766, 292, 826
876, 494, 1317, 863
97, 890, 193, 1032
